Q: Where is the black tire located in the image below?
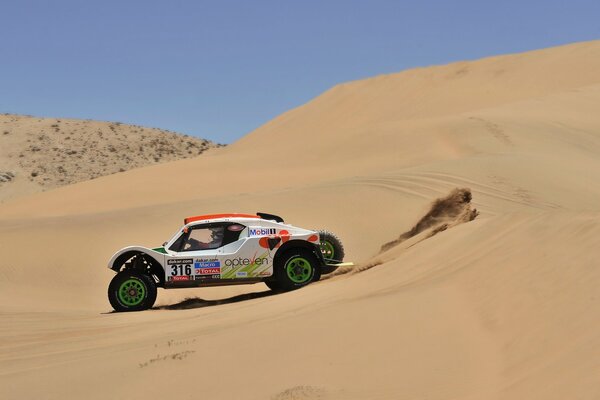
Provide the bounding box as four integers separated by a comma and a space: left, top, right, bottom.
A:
268, 261, 322, 287
318, 230, 345, 274
108, 270, 157, 312
263, 279, 283, 292
273, 248, 318, 291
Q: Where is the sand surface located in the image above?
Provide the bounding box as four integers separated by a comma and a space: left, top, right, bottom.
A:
1, 40, 600, 399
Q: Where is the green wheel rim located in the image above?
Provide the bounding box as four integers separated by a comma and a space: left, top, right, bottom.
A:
285, 257, 313, 283
117, 278, 146, 306
320, 241, 335, 259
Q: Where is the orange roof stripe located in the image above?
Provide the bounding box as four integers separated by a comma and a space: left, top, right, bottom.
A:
184, 213, 259, 225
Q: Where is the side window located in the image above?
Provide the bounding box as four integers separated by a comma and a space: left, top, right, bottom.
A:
182, 226, 225, 251
169, 223, 246, 252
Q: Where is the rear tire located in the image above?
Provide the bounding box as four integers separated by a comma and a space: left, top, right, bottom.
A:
273, 249, 318, 291
318, 230, 345, 274
108, 270, 157, 312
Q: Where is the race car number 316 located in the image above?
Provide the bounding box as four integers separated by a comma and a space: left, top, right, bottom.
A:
167, 259, 193, 276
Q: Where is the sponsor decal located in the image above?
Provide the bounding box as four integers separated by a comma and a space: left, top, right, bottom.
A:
224, 257, 268, 267
170, 261, 193, 276
258, 271, 271, 276
171, 275, 190, 282
195, 274, 220, 281
194, 261, 220, 269
248, 227, 277, 236
220, 251, 271, 279
236, 271, 248, 278
259, 229, 291, 249
167, 258, 193, 265
196, 267, 221, 275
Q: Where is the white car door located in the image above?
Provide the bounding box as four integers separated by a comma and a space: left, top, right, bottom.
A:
219, 226, 274, 279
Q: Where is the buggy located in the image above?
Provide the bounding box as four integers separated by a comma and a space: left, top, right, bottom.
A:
107, 213, 346, 311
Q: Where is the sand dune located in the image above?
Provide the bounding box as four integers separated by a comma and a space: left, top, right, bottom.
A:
1, 40, 600, 399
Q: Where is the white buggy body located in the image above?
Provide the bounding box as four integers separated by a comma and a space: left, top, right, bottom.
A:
107, 212, 346, 311
108, 213, 321, 287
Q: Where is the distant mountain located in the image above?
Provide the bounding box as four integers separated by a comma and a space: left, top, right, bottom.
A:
0, 114, 223, 201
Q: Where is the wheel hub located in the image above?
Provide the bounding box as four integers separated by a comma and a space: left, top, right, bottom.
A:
117, 278, 146, 306
320, 241, 335, 258
285, 257, 312, 283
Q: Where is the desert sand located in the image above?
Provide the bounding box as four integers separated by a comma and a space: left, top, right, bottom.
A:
0, 114, 220, 203
1, 40, 599, 399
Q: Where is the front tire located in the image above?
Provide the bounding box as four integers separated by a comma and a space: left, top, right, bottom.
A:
263, 279, 283, 292
108, 270, 157, 312
273, 249, 318, 291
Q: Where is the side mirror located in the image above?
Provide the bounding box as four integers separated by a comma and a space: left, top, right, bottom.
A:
162, 242, 168, 247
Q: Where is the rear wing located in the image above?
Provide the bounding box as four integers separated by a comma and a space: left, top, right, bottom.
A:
256, 212, 284, 223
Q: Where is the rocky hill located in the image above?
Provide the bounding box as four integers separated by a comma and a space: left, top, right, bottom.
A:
0, 114, 222, 201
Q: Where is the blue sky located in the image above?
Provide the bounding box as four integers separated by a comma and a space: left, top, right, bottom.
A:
1, 1, 599, 143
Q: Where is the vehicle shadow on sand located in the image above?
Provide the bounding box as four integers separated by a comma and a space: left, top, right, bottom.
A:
154, 289, 278, 310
